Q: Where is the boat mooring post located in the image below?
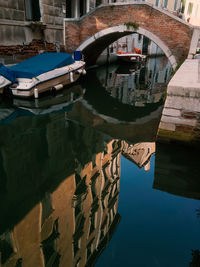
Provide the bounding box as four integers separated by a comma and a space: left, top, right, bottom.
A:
70, 72, 74, 82
34, 88, 39, 98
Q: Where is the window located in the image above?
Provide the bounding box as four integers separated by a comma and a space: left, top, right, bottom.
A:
174, 0, 178, 11
66, 0, 72, 18
164, 0, 168, 8
92, 154, 96, 168
42, 193, 53, 226
187, 2, 193, 15
0, 233, 13, 265
100, 229, 104, 240
155, 72, 159, 83
80, 0, 87, 17
74, 175, 87, 196
89, 213, 96, 235
41, 219, 60, 267
155, 0, 159, 7
25, 0, 41, 21
73, 239, 80, 257
73, 213, 85, 256
96, 0, 102, 7
104, 142, 108, 155
181, 0, 186, 12
75, 257, 81, 267
86, 239, 94, 260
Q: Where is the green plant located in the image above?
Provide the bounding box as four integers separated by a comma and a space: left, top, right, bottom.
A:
170, 59, 184, 77
29, 21, 46, 32
124, 21, 139, 31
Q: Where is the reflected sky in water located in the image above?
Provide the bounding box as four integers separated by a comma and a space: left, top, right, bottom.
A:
0, 56, 199, 267
96, 153, 200, 267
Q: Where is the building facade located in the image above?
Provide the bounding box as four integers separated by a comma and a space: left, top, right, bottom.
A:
181, 0, 200, 26
0, 0, 67, 62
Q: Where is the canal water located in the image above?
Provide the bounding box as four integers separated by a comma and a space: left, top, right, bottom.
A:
0, 56, 199, 267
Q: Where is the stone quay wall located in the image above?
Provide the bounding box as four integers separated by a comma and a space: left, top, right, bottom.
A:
157, 59, 200, 146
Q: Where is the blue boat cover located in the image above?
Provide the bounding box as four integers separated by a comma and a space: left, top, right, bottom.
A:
0, 63, 16, 82
9, 53, 75, 79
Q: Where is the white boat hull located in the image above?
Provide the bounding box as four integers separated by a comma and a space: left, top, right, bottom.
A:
2, 61, 86, 98
117, 53, 146, 63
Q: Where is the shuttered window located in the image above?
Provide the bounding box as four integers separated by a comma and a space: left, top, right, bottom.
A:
187, 2, 193, 15
155, 0, 159, 7
174, 0, 178, 11
25, 0, 41, 21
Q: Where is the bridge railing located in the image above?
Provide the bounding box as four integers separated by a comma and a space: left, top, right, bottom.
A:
83, 0, 186, 22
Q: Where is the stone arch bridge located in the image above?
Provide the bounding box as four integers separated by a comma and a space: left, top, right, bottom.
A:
64, 2, 200, 68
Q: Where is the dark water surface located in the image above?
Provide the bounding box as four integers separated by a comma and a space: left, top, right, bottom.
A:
0, 57, 199, 267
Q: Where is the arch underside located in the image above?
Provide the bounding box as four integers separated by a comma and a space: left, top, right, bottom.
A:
78, 25, 177, 69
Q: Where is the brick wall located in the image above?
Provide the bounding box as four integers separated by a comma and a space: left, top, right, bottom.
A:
0, 39, 57, 56
0, 39, 66, 64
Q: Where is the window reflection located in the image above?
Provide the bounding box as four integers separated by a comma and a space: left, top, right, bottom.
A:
41, 219, 60, 267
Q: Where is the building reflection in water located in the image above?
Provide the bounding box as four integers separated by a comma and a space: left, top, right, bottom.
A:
122, 141, 155, 172
154, 143, 200, 267
97, 56, 172, 108
0, 107, 156, 267
154, 143, 200, 200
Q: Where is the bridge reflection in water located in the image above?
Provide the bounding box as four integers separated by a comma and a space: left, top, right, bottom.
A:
96, 56, 171, 107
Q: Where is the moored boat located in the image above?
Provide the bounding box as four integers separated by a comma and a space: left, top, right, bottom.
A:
117, 50, 146, 63
0, 52, 86, 98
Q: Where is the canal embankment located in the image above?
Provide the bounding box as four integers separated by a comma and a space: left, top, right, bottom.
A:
157, 58, 200, 146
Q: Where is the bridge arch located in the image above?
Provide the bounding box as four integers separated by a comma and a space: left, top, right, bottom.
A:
77, 25, 177, 68
64, 3, 194, 68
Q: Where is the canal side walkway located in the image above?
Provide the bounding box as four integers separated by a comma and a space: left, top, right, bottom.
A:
157, 58, 200, 146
